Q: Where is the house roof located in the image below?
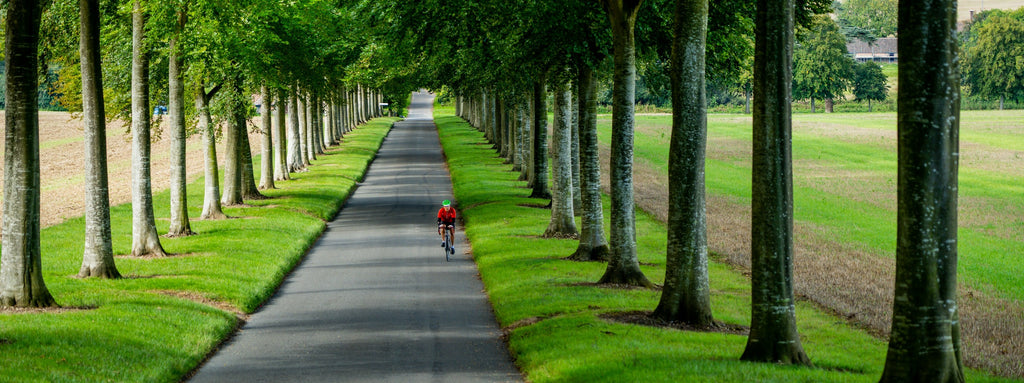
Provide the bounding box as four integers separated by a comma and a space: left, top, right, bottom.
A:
846, 37, 898, 54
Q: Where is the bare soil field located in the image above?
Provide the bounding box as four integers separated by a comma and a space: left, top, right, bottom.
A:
0, 111, 262, 229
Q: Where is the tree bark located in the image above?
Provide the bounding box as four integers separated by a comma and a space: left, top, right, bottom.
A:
287, 85, 304, 173
298, 91, 310, 167
519, 95, 533, 182
273, 88, 290, 181
259, 86, 276, 190
652, 0, 713, 326
880, 0, 964, 381
825, 97, 834, 113
569, 67, 609, 262
570, 84, 582, 215
598, 0, 654, 287
198, 84, 226, 220
220, 76, 244, 206
166, 26, 193, 238
544, 79, 579, 238
740, 0, 811, 365
238, 106, 263, 200
529, 79, 551, 199
78, 0, 121, 278
130, 0, 167, 257
1, 0, 57, 306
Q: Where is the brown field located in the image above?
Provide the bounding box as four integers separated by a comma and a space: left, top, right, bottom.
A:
0, 111, 262, 230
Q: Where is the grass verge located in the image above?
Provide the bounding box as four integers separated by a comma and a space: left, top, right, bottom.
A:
0, 117, 398, 382
432, 106, 1018, 383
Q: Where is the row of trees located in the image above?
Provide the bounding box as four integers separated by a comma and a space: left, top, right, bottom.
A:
2, 0, 391, 305
379, 0, 962, 380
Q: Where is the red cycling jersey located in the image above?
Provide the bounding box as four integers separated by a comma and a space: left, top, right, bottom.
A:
437, 207, 456, 225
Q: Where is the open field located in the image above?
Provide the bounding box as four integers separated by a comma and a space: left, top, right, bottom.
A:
0, 111, 263, 230
433, 105, 1019, 382
595, 110, 1024, 377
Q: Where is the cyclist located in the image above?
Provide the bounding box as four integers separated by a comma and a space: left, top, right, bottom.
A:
437, 200, 456, 252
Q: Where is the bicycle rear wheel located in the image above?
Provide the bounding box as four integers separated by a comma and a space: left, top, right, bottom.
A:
444, 231, 452, 261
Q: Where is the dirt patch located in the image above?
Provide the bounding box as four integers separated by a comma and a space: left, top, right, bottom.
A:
597, 142, 1024, 378
600, 310, 749, 335
0, 111, 265, 230
571, 281, 661, 292
517, 203, 550, 209
151, 290, 247, 320
116, 252, 211, 260
0, 305, 97, 315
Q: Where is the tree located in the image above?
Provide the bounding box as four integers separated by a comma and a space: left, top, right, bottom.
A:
851, 61, 888, 111
1, 0, 57, 307
836, 0, 898, 37
220, 75, 245, 206
273, 88, 290, 181
165, 4, 193, 237
130, 0, 168, 257
880, 0, 964, 381
963, 12, 1024, 110
569, 67, 610, 262
528, 79, 551, 200
598, 0, 655, 288
78, 0, 123, 277
793, 15, 854, 113
652, 0, 713, 326
543, 76, 579, 238
740, 0, 812, 366
259, 86, 277, 190
197, 82, 226, 220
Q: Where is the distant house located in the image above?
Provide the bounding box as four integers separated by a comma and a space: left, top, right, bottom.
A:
846, 37, 898, 63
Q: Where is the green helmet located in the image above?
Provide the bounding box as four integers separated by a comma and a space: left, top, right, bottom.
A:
442, 199, 451, 207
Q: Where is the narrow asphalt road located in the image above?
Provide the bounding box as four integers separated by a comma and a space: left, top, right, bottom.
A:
190, 92, 522, 383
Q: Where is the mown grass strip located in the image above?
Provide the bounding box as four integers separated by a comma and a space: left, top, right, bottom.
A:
0, 117, 398, 382
432, 106, 1015, 383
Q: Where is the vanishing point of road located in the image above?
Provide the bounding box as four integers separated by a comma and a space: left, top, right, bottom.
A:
190, 92, 522, 383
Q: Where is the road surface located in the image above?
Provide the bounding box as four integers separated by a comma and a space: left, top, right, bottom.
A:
190, 92, 521, 383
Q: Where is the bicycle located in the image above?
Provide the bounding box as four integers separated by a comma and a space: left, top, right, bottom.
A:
440, 224, 454, 261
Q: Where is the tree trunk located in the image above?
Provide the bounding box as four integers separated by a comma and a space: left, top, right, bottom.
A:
198, 84, 226, 220
273, 88, 290, 181
130, 0, 167, 257
570, 84, 582, 215
740, 0, 811, 365
78, 0, 121, 278
238, 106, 263, 200
745, 87, 751, 114
220, 77, 244, 206
259, 86, 276, 190
287, 85, 304, 173
825, 97, 834, 113
530, 79, 552, 199
544, 79, 579, 238
519, 95, 533, 182
868, 98, 873, 112
569, 67, 609, 262
810, 97, 816, 113
1, 0, 57, 306
652, 0, 713, 326
166, 31, 193, 237
305, 94, 317, 162
598, 0, 654, 287
298, 92, 310, 167
999, 94, 1005, 110
880, 0, 964, 381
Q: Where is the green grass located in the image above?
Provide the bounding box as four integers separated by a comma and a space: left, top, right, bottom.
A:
0, 118, 398, 382
433, 107, 1019, 382
597, 111, 1024, 302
